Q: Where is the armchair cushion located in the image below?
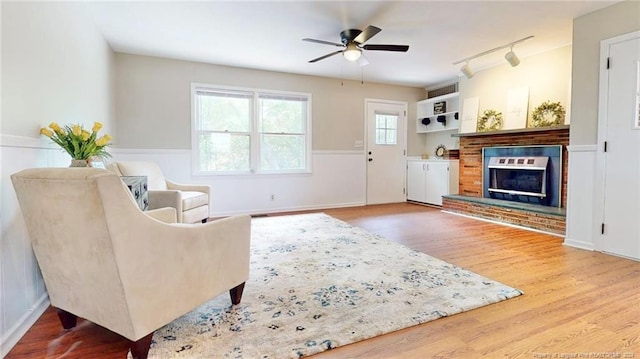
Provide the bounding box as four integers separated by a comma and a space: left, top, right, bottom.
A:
182, 191, 209, 210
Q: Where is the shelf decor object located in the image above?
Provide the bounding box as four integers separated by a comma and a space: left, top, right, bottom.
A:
530, 101, 565, 128
433, 101, 446, 114
477, 109, 504, 132
434, 144, 446, 159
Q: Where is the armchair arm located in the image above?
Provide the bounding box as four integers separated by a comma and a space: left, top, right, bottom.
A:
147, 190, 182, 213
144, 207, 177, 223
166, 179, 211, 196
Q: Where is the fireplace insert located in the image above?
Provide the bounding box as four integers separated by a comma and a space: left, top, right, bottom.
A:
487, 156, 549, 205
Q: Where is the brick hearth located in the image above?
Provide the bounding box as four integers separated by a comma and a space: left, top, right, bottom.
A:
442, 126, 569, 234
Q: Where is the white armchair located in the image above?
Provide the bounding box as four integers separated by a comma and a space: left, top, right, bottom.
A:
11, 168, 251, 359
107, 161, 210, 223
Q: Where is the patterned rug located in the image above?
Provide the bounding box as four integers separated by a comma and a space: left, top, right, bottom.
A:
141, 213, 523, 358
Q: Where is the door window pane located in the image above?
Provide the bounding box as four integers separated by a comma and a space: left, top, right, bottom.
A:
375, 113, 398, 145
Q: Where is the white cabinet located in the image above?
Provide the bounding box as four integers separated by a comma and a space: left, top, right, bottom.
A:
406, 159, 459, 205
416, 92, 460, 133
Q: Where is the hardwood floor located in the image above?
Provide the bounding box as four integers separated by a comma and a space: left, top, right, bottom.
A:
7, 203, 640, 358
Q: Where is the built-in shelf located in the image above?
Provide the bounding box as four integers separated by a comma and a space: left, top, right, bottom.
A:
453, 125, 569, 138
417, 92, 459, 133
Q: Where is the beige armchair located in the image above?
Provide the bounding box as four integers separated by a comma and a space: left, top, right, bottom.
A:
11, 168, 251, 359
107, 161, 211, 223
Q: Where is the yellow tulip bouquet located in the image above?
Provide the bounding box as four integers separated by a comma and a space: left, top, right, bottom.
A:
40, 122, 112, 160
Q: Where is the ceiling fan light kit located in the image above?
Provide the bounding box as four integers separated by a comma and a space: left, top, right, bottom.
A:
303, 25, 409, 65
453, 35, 533, 78
343, 43, 362, 61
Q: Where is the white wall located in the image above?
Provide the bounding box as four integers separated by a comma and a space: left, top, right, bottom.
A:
0, 2, 115, 355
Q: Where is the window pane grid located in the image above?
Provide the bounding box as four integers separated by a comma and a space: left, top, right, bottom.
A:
375, 113, 398, 145
194, 85, 310, 174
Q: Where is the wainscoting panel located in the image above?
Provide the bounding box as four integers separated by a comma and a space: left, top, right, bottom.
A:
0, 135, 69, 356
110, 149, 367, 216
564, 145, 597, 250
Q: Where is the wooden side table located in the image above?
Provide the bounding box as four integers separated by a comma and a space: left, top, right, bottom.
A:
121, 176, 148, 211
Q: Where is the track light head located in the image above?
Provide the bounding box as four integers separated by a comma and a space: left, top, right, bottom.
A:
505, 47, 520, 67
460, 62, 475, 79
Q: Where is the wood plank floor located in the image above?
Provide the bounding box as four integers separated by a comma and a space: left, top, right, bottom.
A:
6, 203, 640, 358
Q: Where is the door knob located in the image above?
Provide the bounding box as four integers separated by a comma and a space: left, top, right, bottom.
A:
368, 158, 373, 162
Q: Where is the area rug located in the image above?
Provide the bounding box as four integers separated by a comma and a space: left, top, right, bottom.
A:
141, 213, 523, 358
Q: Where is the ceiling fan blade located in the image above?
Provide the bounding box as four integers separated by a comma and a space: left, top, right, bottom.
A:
363, 44, 409, 52
302, 38, 344, 47
308, 50, 343, 63
353, 25, 381, 44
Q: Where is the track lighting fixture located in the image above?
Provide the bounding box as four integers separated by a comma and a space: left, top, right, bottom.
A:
460, 62, 475, 79
453, 35, 533, 78
504, 46, 520, 67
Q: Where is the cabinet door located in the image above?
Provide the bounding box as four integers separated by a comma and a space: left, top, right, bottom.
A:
406, 161, 426, 202
425, 162, 449, 205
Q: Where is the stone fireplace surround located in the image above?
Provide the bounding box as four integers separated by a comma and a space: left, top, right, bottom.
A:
442, 126, 569, 235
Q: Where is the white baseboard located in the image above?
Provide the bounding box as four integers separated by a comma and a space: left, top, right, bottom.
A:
441, 210, 565, 238
216, 201, 366, 217
1, 294, 50, 357
563, 238, 595, 251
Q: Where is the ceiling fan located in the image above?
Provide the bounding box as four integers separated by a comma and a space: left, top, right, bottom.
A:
303, 25, 409, 65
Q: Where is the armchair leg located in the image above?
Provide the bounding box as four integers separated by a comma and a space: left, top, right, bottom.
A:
229, 282, 246, 305
56, 308, 77, 330
130, 333, 154, 359
202, 218, 208, 223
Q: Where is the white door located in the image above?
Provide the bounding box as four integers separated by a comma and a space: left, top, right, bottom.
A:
425, 162, 449, 206
600, 32, 640, 260
365, 100, 407, 204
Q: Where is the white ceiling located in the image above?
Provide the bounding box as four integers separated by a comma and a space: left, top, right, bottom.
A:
86, 1, 617, 88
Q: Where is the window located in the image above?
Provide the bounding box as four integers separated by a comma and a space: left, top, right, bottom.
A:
375, 113, 398, 145
193, 84, 311, 174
